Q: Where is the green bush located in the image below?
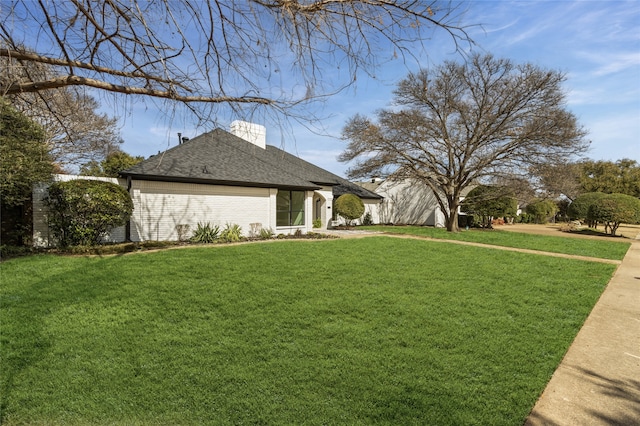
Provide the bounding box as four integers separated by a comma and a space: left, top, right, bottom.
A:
461, 185, 518, 227
45, 179, 133, 247
334, 194, 364, 225
312, 218, 322, 228
190, 222, 220, 244
587, 193, 640, 235
516, 213, 534, 223
0, 244, 36, 259
525, 199, 558, 224
555, 199, 571, 222
567, 192, 607, 226
361, 212, 373, 226
220, 223, 242, 242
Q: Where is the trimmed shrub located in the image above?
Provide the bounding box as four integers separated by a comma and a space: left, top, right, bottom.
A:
567, 192, 608, 224
334, 194, 364, 225
525, 199, 558, 224
587, 193, 640, 236
45, 179, 133, 247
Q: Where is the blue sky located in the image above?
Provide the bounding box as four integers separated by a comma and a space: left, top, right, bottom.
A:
116, 0, 639, 177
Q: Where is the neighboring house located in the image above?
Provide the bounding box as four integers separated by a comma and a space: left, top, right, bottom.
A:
356, 178, 473, 227
32, 121, 380, 246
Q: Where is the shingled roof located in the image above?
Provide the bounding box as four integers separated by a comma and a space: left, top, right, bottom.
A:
120, 128, 381, 199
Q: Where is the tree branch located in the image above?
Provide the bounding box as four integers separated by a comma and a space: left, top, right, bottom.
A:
0, 49, 189, 90
4, 75, 275, 104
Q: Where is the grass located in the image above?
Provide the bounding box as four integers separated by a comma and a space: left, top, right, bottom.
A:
360, 225, 631, 260
0, 238, 618, 425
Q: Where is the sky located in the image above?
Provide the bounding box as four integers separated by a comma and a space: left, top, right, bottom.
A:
114, 0, 640, 178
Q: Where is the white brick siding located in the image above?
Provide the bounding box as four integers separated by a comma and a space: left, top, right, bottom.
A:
33, 175, 323, 246
312, 187, 333, 230
129, 180, 275, 241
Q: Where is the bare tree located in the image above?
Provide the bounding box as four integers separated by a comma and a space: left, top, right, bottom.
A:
529, 161, 582, 201
340, 54, 588, 232
0, 1, 471, 124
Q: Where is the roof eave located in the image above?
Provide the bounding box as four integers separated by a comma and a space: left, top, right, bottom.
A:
120, 173, 321, 191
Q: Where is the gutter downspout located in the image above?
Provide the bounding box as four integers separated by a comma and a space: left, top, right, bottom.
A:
125, 175, 132, 242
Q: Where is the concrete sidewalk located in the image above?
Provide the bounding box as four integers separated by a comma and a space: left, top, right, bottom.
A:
525, 239, 640, 425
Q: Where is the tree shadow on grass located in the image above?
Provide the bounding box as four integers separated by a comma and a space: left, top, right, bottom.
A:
569, 229, 634, 240
0, 257, 115, 423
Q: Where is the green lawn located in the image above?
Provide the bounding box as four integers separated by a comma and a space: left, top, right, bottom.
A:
1, 238, 619, 425
360, 225, 631, 260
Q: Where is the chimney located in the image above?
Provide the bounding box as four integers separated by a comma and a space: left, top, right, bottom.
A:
230, 120, 266, 149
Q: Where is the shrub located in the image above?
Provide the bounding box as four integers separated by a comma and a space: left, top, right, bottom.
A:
516, 212, 534, 223
220, 223, 242, 242
567, 192, 607, 227
525, 199, 558, 224
45, 179, 133, 247
361, 212, 373, 226
559, 222, 582, 233
461, 185, 518, 228
259, 227, 275, 239
555, 199, 571, 222
587, 193, 640, 236
312, 218, 322, 228
190, 222, 220, 244
334, 194, 364, 226
0, 244, 36, 259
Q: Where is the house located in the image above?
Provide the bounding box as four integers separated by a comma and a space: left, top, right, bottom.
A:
32, 121, 381, 246
356, 178, 473, 227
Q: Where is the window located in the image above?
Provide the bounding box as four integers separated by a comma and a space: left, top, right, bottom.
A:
277, 190, 305, 226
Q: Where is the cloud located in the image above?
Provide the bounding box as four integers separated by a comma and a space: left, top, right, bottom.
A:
593, 52, 640, 76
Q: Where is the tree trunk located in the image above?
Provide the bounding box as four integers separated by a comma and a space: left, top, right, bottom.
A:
446, 207, 460, 232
